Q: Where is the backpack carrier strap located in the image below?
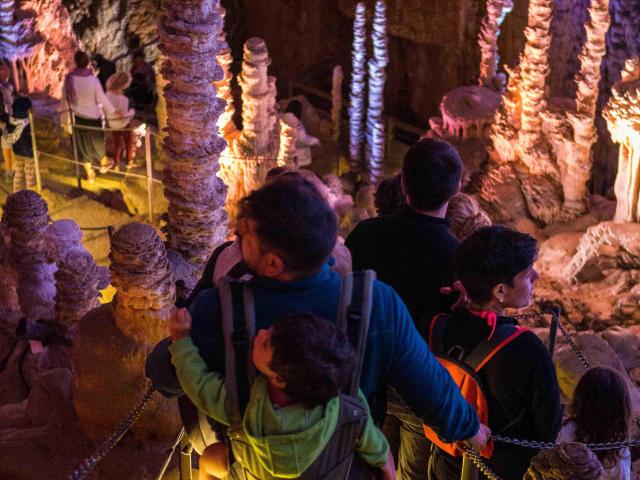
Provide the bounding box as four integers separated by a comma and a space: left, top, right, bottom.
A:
464, 324, 528, 372
219, 276, 257, 438
337, 270, 376, 396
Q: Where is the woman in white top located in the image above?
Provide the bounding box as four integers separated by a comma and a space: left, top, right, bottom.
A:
557, 367, 632, 480
61, 51, 116, 182
106, 73, 135, 169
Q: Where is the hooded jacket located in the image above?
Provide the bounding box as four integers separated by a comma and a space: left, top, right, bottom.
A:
169, 337, 388, 478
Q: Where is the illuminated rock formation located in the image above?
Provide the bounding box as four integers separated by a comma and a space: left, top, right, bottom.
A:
214, 3, 237, 140
604, 58, 640, 223
478, 0, 514, 89
1, 191, 55, 323
159, 0, 229, 270
20, 0, 78, 97
331, 65, 344, 141
348, 2, 367, 173
365, 0, 388, 184
0, 0, 35, 90
219, 37, 279, 220
73, 222, 180, 441
489, 0, 611, 224
277, 112, 299, 168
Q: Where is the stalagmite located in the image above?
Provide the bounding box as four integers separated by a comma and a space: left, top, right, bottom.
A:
277, 113, 299, 168
73, 222, 180, 441
348, 2, 367, 173
219, 37, 279, 220
214, 3, 237, 140
331, 65, 344, 141
1, 191, 55, 322
159, 0, 228, 269
478, 0, 514, 89
54, 251, 106, 329
365, 0, 389, 184
604, 58, 640, 222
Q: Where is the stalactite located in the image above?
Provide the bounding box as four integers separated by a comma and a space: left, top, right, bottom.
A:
365, 0, 388, 184
331, 65, 344, 142
478, 0, 514, 88
604, 58, 640, 222
348, 2, 367, 173
159, 0, 228, 269
277, 113, 299, 168
0, 0, 35, 91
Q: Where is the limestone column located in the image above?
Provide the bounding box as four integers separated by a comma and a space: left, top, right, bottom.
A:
478, 0, 514, 88
348, 2, 367, 173
159, 0, 228, 268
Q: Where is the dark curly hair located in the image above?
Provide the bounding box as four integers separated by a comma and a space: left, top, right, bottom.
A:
269, 312, 355, 407
454, 225, 537, 303
569, 367, 631, 468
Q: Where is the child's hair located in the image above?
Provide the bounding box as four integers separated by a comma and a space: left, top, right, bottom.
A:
569, 367, 632, 468
12, 97, 32, 119
374, 173, 406, 216
269, 312, 355, 407
106, 72, 132, 92
446, 193, 491, 240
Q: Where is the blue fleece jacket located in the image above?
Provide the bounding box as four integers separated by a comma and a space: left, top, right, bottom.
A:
145, 264, 479, 443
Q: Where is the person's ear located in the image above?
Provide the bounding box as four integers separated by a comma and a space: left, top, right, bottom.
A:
455, 178, 462, 195
272, 374, 287, 389
262, 252, 285, 278
492, 283, 506, 304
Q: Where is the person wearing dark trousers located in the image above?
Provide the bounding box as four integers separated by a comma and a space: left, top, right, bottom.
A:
346, 138, 464, 478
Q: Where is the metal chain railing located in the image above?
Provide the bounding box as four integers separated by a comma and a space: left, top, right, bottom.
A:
463, 446, 503, 480
68, 384, 156, 480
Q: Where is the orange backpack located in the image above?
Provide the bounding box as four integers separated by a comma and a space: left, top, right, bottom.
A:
423, 312, 528, 458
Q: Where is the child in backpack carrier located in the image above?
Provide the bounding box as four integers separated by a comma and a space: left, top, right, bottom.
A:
169, 308, 395, 480
557, 367, 632, 480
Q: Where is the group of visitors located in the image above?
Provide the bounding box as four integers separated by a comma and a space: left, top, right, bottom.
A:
60, 50, 151, 182
145, 137, 636, 480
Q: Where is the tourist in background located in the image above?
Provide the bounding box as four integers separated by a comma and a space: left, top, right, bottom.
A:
446, 193, 492, 240
127, 52, 155, 112
0, 64, 15, 180
61, 51, 116, 182
557, 367, 632, 480
1, 97, 35, 192
106, 72, 135, 170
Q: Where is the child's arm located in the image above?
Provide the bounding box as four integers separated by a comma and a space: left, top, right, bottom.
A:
168, 308, 231, 426
354, 390, 394, 479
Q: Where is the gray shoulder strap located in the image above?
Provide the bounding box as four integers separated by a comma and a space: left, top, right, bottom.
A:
219, 276, 242, 429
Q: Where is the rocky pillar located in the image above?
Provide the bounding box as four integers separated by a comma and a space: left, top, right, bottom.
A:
277, 113, 299, 168
348, 2, 367, 173
159, 0, 228, 268
214, 3, 237, 140
1, 190, 55, 322
331, 65, 344, 142
478, 0, 514, 88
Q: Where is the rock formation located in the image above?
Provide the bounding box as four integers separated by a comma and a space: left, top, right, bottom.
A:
604, 58, 640, 223
0, 0, 36, 90
331, 65, 344, 141
73, 222, 180, 441
277, 112, 299, 168
348, 2, 367, 173
488, 0, 611, 224
1, 191, 55, 324
159, 0, 229, 269
524, 443, 603, 480
365, 0, 388, 184
219, 37, 279, 220
478, 0, 514, 89
20, 0, 77, 97
213, 3, 237, 140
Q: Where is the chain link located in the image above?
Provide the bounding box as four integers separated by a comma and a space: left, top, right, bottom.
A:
68, 384, 156, 480
463, 446, 503, 480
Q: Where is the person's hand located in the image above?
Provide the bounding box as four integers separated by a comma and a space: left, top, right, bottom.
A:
440, 280, 468, 312
460, 423, 491, 453
169, 308, 192, 341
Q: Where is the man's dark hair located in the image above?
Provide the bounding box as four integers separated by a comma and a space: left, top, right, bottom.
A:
402, 138, 463, 211
74, 51, 90, 69
237, 176, 337, 273
285, 100, 303, 120
374, 173, 406, 216
270, 312, 355, 407
454, 225, 538, 303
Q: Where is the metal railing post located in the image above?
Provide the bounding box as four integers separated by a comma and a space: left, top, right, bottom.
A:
70, 112, 82, 190
144, 125, 154, 223
179, 435, 193, 480
28, 111, 42, 193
